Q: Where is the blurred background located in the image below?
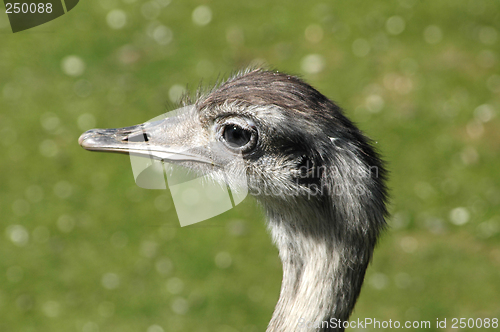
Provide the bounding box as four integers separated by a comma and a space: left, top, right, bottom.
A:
1, 0, 499, 331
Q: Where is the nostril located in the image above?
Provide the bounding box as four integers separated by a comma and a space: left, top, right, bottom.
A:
123, 132, 150, 142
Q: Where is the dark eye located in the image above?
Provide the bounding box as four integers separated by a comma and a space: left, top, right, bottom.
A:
223, 125, 252, 148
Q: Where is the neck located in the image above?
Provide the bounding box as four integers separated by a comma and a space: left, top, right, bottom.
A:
263, 202, 373, 332
255, 140, 386, 331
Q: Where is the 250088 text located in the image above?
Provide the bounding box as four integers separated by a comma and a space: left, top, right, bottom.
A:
451, 318, 498, 329
5, 2, 53, 14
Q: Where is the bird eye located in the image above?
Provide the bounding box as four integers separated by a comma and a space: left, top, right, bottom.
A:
223, 125, 251, 147
220, 122, 257, 152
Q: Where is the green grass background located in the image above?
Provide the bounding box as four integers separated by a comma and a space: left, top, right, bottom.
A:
1, 0, 499, 331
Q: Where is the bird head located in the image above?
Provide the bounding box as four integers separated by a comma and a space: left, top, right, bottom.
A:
79, 69, 386, 218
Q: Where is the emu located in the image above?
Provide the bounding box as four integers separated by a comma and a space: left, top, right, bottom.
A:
79, 69, 388, 332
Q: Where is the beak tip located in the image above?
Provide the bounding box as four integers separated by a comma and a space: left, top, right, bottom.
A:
78, 129, 98, 149
78, 133, 86, 147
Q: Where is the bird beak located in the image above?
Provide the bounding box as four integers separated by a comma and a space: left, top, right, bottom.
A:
79, 105, 249, 227
78, 105, 214, 166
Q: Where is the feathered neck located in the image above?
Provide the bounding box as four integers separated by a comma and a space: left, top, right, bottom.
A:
261, 145, 386, 332
264, 204, 370, 332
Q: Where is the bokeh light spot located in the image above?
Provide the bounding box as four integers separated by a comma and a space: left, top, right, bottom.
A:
474, 104, 495, 122
248, 285, 264, 302
196, 59, 215, 77
369, 272, 389, 290
141, 240, 158, 258
153, 25, 173, 45
386, 16, 405, 35
154, 194, 171, 212
147, 325, 165, 332
395, 272, 412, 289
57, 215, 76, 233
106, 9, 127, 29
82, 321, 99, 332
365, 94, 384, 113
168, 84, 186, 103
400, 236, 418, 253
423, 25, 442, 44
54, 181, 73, 199
171, 297, 189, 315
305, 24, 324, 43
101, 273, 120, 289
42, 301, 61, 318
40, 112, 60, 132
77, 113, 96, 131
226, 26, 244, 46
141, 1, 161, 20
352, 38, 370, 57
6, 224, 29, 247
215, 251, 232, 269
301, 54, 325, 74
61, 56, 85, 77
166, 277, 184, 294
449, 207, 470, 225
192, 5, 212, 26
155, 257, 173, 276
39, 139, 58, 157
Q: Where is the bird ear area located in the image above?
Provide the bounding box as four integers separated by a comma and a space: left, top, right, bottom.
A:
294, 154, 323, 188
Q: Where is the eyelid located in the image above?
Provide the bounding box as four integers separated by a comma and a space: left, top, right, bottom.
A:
221, 117, 256, 131
214, 116, 257, 138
